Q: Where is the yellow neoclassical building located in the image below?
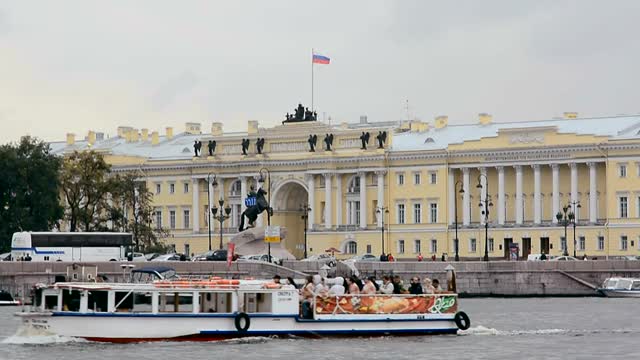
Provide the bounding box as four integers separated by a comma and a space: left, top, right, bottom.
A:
50, 112, 640, 260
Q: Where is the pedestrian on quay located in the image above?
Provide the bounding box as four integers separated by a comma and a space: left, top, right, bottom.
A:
417, 253, 423, 262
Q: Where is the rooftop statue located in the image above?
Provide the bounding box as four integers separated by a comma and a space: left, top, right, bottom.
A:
241, 138, 250, 155
208, 140, 216, 156
256, 138, 265, 154
282, 103, 317, 124
308, 134, 318, 152
193, 140, 202, 157
360, 131, 370, 150
324, 133, 334, 151
377, 131, 388, 149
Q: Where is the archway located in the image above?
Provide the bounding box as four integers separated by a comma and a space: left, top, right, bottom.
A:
271, 180, 308, 259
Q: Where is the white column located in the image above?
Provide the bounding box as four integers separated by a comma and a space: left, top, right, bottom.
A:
479, 167, 487, 224
462, 168, 470, 226
192, 178, 200, 233
324, 173, 332, 229
448, 169, 455, 225
240, 176, 247, 212
589, 162, 597, 223
552, 164, 559, 223
533, 164, 541, 224
515, 165, 523, 225
497, 166, 505, 225
306, 174, 315, 230
335, 174, 342, 228
570, 163, 578, 206
377, 171, 385, 227
359, 171, 367, 229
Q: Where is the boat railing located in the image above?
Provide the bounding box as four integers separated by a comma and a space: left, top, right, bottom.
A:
311, 293, 458, 317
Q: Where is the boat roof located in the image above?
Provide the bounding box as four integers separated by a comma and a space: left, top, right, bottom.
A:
131, 266, 175, 274
52, 280, 295, 292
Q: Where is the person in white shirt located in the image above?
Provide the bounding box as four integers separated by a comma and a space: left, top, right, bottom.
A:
328, 277, 346, 296
379, 275, 394, 294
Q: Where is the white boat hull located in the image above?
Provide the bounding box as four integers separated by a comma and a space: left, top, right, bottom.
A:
17, 312, 459, 342
598, 289, 640, 298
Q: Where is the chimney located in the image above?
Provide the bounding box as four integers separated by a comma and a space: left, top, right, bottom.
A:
185, 122, 201, 135
563, 112, 578, 119
66, 133, 75, 145
435, 115, 448, 129
141, 128, 149, 142
117, 126, 133, 138
211, 122, 223, 136
165, 127, 174, 140
87, 131, 96, 146
479, 113, 492, 125
248, 120, 258, 135
151, 131, 159, 145
360, 115, 368, 124
131, 129, 140, 142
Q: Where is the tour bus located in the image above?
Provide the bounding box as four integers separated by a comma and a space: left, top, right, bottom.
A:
11, 232, 133, 262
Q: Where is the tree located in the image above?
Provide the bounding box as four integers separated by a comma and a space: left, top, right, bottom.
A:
59, 151, 112, 232
0, 137, 63, 251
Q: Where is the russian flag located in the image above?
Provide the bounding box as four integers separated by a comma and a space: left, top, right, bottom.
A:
312, 53, 330, 65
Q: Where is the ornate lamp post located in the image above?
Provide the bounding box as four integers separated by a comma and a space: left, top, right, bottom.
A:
476, 174, 493, 262
300, 204, 312, 259
454, 180, 465, 262
570, 201, 581, 258
206, 173, 218, 251
376, 206, 389, 256
556, 203, 576, 257
211, 199, 232, 250
257, 168, 274, 263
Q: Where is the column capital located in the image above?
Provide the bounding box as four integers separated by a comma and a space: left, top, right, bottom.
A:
375, 170, 387, 176
550, 163, 559, 170
479, 167, 487, 174
305, 173, 315, 182
569, 162, 578, 169
357, 171, 367, 177
496, 166, 504, 172
462, 168, 470, 175
513, 165, 522, 171
238, 175, 247, 181
587, 162, 596, 168
531, 164, 540, 170
323, 172, 334, 179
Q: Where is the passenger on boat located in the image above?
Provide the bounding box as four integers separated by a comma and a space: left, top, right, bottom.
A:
346, 276, 360, 294
273, 275, 281, 284
301, 275, 315, 318
362, 277, 377, 295
328, 277, 345, 296
392, 275, 405, 294
354, 276, 364, 291
286, 276, 298, 289
408, 277, 423, 295
380, 276, 394, 294
432, 279, 442, 292
422, 278, 435, 294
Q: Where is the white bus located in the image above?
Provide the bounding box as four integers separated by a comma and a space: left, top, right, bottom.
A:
11, 232, 133, 262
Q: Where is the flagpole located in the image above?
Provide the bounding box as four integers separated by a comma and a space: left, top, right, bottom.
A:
311, 48, 314, 111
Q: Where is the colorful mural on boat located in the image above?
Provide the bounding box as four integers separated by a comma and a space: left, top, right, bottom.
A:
314, 295, 458, 315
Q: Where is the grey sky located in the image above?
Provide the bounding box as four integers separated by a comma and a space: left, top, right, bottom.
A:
2, 1, 640, 144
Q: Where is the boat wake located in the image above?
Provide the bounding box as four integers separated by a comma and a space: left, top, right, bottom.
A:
2, 325, 88, 345
460, 326, 638, 337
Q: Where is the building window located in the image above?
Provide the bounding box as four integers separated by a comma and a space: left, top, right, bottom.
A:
169, 210, 176, 229
230, 181, 241, 196
578, 236, 586, 251
413, 203, 422, 224
597, 236, 605, 251
398, 240, 405, 254
414, 239, 421, 253
429, 203, 438, 223
621, 236, 628, 251
366, 244, 372, 254
488, 238, 494, 252
355, 202, 360, 226
469, 238, 477, 253
346, 241, 357, 254
397, 204, 405, 224
155, 210, 162, 229
183, 210, 190, 229
414, 173, 421, 185
619, 164, 627, 178
183, 183, 189, 193
561, 236, 567, 253
156, 184, 161, 195
619, 196, 628, 218
397, 173, 405, 185
430, 239, 437, 254
169, 183, 175, 194
429, 171, 437, 185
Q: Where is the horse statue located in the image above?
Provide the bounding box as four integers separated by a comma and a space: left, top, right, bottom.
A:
238, 188, 271, 232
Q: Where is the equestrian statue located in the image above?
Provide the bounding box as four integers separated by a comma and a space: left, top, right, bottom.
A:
238, 187, 272, 232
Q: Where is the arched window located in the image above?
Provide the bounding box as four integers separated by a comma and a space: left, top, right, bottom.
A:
230, 180, 241, 196
347, 176, 360, 193
345, 241, 357, 254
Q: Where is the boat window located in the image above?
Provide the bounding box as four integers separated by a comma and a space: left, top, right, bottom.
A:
114, 291, 134, 312
44, 295, 58, 311
158, 292, 193, 313
617, 279, 632, 290
62, 289, 81, 312
200, 292, 232, 313
88, 291, 109, 312
604, 279, 617, 288
132, 292, 153, 313
632, 281, 640, 290
243, 292, 272, 313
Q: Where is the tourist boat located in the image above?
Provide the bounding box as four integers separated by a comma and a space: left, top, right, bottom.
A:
0, 290, 20, 306
597, 277, 640, 298
15, 279, 471, 342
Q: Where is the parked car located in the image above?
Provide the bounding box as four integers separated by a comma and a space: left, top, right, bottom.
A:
127, 252, 147, 262
151, 254, 181, 262
551, 256, 578, 261
344, 254, 378, 262
238, 254, 280, 264
205, 250, 228, 261
144, 253, 160, 261
301, 254, 337, 267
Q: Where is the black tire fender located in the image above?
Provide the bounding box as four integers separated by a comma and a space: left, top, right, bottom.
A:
234, 312, 250, 332
454, 311, 471, 330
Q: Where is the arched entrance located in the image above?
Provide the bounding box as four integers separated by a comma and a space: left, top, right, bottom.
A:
271, 180, 308, 259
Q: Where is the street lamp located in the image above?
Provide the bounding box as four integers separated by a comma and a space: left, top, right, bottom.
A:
556, 201, 581, 257
206, 173, 218, 251
570, 201, 582, 258
300, 204, 312, 259
454, 181, 465, 262
376, 206, 389, 256
257, 168, 274, 263
211, 198, 232, 250
476, 174, 493, 262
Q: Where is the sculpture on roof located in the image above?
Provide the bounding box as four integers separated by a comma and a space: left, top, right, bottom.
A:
308, 134, 318, 152
193, 140, 202, 157
255, 138, 265, 154
376, 131, 387, 149
360, 131, 370, 150
282, 103, 317, 124
324, 133, 334, 151
208, 140, 216, 156
241, 138, 250, 155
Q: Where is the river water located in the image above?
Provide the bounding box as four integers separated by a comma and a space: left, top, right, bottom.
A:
0, 298, 638, 360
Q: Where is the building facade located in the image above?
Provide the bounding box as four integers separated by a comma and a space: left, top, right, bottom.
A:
50, 113, 640, 260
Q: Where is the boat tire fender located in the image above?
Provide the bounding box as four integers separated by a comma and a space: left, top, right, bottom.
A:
454, 311, 470, 330
234, 312, 250, 332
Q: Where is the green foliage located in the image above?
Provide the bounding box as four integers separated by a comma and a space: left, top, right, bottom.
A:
0, 137, 63, 251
